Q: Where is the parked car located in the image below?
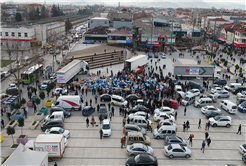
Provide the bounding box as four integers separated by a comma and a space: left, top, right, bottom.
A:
126, 94, 140, 101
56, 49, 60, 54
237, 91, 246, 98
102, 119, 111, 136
126, 143, 154, 156
127, 105, 149, 114
154, 106, 175, 115
161, 53, 166, 59
129, 111, 150, 121
243, 154, 246, 164
9, 84, 17, 89
100, 94, 111, 102
154, 53, 158, 58
209, 84, 220, 90
213, 79, 227, 86
52, 88, 68, 95
6, 87, 22, 95
204, 110, 222, 118
41, 80, 51, 90
201, 106, 221, 114
82, 106, 95, 116
153, 112, 175, 122
211, 87, 223, 94
123, 124, 146, 135
50, 106, 71, 118
125, 154, 158, 166
157, 120, 177, 129
45, 127, 70, 138
239, 144, 246, 154
237, 101, 246, 113
206, 94, 217, 102
99, 106, 108, 119
164, 136, 187, 146
49, 49, 55, 54
2, 71, 11, 78
148, 54, 153, 58
164, 144, 191, 159
209, 115, 232, 128
41, 119, 64, 132
163, 99, 179, 109
214, 90, 230, 98
186, 89, 200, 96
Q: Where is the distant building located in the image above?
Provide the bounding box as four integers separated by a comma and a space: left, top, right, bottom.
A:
112, 18, 132, 29
84, 26, 108, 43
89, 17, 109, 29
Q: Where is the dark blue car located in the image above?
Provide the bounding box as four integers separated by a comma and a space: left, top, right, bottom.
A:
82, 106, 95, 116
238, 101, 246, 113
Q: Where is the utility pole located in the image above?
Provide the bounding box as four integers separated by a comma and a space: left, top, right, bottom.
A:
170, 18, 174, 55
151, 14, 153, 45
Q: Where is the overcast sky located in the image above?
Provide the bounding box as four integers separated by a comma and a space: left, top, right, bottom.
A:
2, 0, 245, 9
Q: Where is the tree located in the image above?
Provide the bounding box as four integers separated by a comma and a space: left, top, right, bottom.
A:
40, 6, 46, 19
39, 91, 45, 107
27, 92, 32, 100
21, 98, 26, 106
6, 127, 15, 144
18, 117, 24, 135
46, 86, 51, 96
29, 7, 37, 20
51, 4, 64, 17
36, 7, 41, 20
15, 12, 22, 22
65, 18, 72, 32
35, 98, 41, 110
14, 103, 20, 110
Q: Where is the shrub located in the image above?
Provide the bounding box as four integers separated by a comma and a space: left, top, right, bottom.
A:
27, 92, 32, 100
235, 64, 240, 69
224, 60, 228, 66
32, 120, 37, 125
18, 117, 24, 135
21, 98, 26, 106
221, 58, 225, 62
6, 126, 15, 144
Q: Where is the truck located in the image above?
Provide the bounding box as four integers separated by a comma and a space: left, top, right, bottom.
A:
56, 60, 89, 86
25, 134, 67, 162
173, 64, 214, 79
125, 55, 148, 72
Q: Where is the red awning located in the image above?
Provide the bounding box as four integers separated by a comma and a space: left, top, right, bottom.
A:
233, 43, 246, 48
153, 43, 161, 47
218, 38, 226, 41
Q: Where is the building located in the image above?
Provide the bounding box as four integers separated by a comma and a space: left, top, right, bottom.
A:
89, 17, 110, 29
84, 26, 108, 43
112, 18, 132, 28
1, 25, 36, 48
108, 30, 132, 45
26, 4, 43, 13
234, 28, 246, 49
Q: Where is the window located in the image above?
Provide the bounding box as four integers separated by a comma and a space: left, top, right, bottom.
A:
0, 32, 2, 36
5, 32, 8, 36
12, 32, 15, 37
25, 33, 28, 37
18, 33, 21, 37
139, 137, 144, 141
18, 41, 22, 46
105, 21, 107, 24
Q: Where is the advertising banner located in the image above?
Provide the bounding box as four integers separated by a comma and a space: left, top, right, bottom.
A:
57, 73, 65, 83
189, 67, 199, 75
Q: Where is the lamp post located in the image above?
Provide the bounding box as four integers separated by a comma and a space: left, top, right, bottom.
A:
211, 20, 217, 54
190, 19, 195, 57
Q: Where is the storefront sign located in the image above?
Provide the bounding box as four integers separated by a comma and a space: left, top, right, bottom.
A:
108, 40, 132, 44
233, 43, 246, 48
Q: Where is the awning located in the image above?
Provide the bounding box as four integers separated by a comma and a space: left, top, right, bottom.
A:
233, 43, 246, 48
218, 38, 226, 41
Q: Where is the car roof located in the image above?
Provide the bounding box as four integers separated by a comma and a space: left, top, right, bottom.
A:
48, 119, 63, 122
103, 119, 110, 124
159, 119, 171, 123
49, 127, 61, 131
205, 106, 215, 108
161, 106, 170, 109
127, 131, 142, 136
158, 112, 169, 115
167, 136, 179, 139
125, 124, 138, 128
132, 143, 144, 148
170, 144, 181, 148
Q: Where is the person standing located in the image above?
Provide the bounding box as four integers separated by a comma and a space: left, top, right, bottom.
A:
205, 132, 209, 140
86, 117, 89, 128
91, 116, 95, 127
175, 111, 177, 120
121, 136, 126, 148
99, 128, 103, 139
186, 120, 190, 130
1, 119, 4, 128
122, 117, 126, 127
198, 119, 201, 129
111, 107, 114, 116
86, 89, 88, 96
89, 99, 92, 106
108, 103, 111, 111
205, 122, 208, 130
188, 134, 193, 147
183, 122, 186, 132
24, 108, 27, 119
54, 162, 58, 166
207, 137, 211, 147
33, 104, 37, 113
184, 107, 187, 116
95, 95, 98, 104
150, 123, 153, 133
207, 121, 210, 131
147, 121, 150, 131
237, 124, 241, 135
7, 112, 11, 121
127, 117, 130, 124
201, 140, 206, 153
109, 112, 112, 121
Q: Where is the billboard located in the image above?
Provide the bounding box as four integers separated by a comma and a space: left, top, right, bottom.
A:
57, 73, 65, 83
189, 67, 199, 75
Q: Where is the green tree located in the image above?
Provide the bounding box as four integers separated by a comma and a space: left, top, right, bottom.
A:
6, 127, 15, 144
36, 7, 41, 20
65, 18, 72, 32
14, 103, 20, 110
41, 5, 46, 19
51, 5, 58, 17
35, 98, 41, 110
27, 92, 32, 100
29, 7, 37, 20
46, 86, 51, 96
18, 117, 24, 135
15, 12, 22, 22
39, 91, 45, 107
21, 98, 26, 106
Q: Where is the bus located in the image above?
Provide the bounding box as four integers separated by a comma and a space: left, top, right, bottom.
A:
21, 64, 43, 84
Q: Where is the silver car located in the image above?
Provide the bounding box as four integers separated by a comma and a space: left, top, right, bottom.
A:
126, 143, 154, 156
123, 124, 146, 135
164, 136, 187, 146
164, 144, 191, 159
214, 90, 230, 98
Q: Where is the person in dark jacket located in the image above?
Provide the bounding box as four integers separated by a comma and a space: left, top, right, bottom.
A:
86, 117, 89, 128
127, 117, 130, 124
207, 137, 211, 147
205, 132, 209, 140
188, 134, 193, 147
236, 124, 241, 135
207, 120, 210, 131
184, 107, 187, 116
99, 128, 103, 139
186, 120, 190, 130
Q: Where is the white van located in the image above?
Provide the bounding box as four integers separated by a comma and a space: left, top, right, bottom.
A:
133, 116, 152, 128
225, 83, 241, 92
220, 100, 237, 114
153, 125, 177, 139
175, 85, 183, 92
111, 95, 127, 106
44, 112, 64, 122
21, 56, 31, 66
52, 95, 81, 111
194, 98, 212, 108
181, 94, 196, 106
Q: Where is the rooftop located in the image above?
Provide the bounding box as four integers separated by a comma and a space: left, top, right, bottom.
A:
210, 18, 228, 22
108, 31, 132, 35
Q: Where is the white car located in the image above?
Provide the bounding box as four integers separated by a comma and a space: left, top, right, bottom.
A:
2, 71, 11, 78
209, 115, 232, 128
164, 144, 191, 159
45, 127, 70, 138
154, 107, 175, 115
161, 53, 166, 59
175, 85, 183, 92
157, 120, 177, 128
239, 144, 246, 154
201, 106, 221, 114
211, 87, 223, 94
154, 112, 175, 122
237, 91, 246, 98
52, 88, 68, 95
102, 119, 111, 136
214, 90, 230, 98
129, 111, 150, 121
9, 84, 17, 89
186, 89, 200, 96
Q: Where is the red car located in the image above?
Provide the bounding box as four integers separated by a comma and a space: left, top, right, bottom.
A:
136, 66, 145, 74
163, 99, 179, 109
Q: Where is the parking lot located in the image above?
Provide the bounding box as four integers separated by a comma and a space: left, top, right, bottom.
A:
1, 45, 246, 165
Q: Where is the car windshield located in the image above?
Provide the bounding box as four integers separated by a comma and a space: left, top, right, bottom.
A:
134, 155, 141, 163
143, 144, 148, 151
183, 97, 189, 101
158, 128, 163, 133
189, 90, 194, 93
213, 116, 220, 121
167, 145, 172, 150
198, 99, 202, 103
143, 135, 146, 140
206, 110, 212, 114
99, 108, 107, 113
180, 145, 186, 151
129, 145, 134, 150
59, 128, 64, 133
137, 126, 142, 131
241, 102, 246, 107
102, 124, 110, 129
43, 82, 48, 85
